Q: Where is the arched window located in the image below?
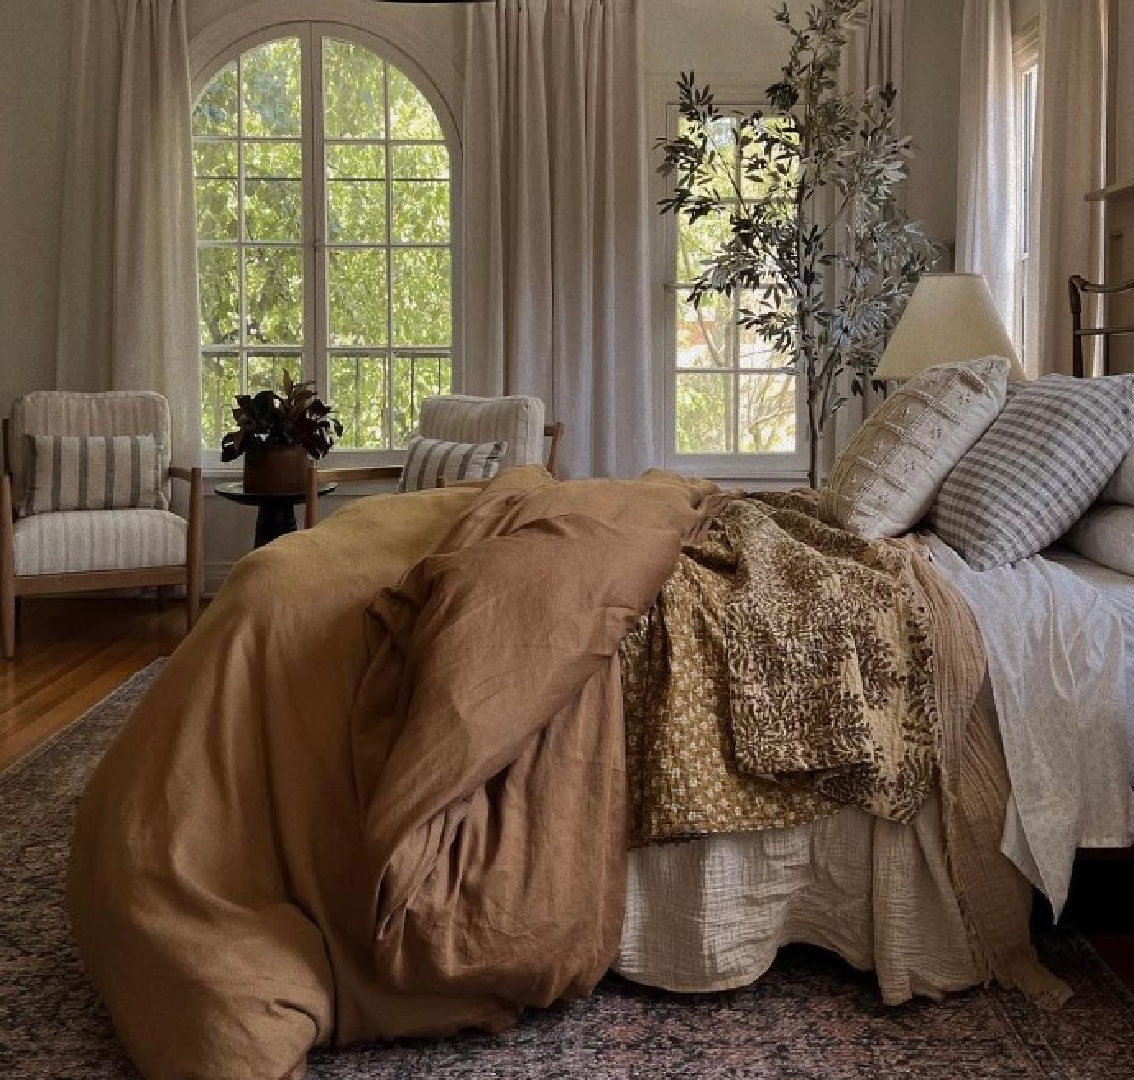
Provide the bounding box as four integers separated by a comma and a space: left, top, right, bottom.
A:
192, 25, 456, 455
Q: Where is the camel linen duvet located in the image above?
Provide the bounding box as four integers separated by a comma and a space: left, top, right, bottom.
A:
67, 468, 1076, 1080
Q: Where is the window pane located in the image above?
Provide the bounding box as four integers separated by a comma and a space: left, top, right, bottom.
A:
738, 291, 793, 369
389, 66, 443, 141
331, 353, 388, 448
245, 140, 301, 178
391, 144, 449, 180
328, 182, 387, 243
392, 354, 451, 447
323, 38, 386, 139
327, 143, 385, 179
194, 142, 237, 178
196, 180, 238, 240
392, 248, 450, 346
201, 352, 239, 448
677, 211, 733, 283
194, 62, 237, 136
328, 248, 388, 346
247, 354, 300, 394
392, 182, 449, 244
241, 39, 301, 138
246, 180, 302, 241
738, 373, 796, 453
198, 247, 239, 344
675, 373, 733, 454
245, 247, 303, 344
675, 290, 734, 370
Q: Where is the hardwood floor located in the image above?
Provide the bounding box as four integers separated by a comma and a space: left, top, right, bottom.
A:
0, 596, 191, 771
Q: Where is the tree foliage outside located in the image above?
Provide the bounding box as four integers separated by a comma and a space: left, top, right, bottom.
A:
659, 0, 942, 484
193, 35, 453, 452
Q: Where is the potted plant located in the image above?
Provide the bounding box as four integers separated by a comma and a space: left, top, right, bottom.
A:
658, 0, 943, 487
221, 372, 343, 494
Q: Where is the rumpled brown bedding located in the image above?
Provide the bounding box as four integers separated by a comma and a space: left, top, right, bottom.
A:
67, 468, 717, 1080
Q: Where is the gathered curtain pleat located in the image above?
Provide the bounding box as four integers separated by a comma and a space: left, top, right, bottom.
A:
463, 0, 654, 479
55, 0, 201, 469
1027, 0, 1108, 376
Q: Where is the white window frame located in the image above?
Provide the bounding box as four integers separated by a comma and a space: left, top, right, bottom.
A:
649, 83, 808, 484
1014, 20, 1040, 370
190, 4, 463, 471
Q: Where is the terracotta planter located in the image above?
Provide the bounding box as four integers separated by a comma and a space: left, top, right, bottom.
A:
242, 444, 311, 495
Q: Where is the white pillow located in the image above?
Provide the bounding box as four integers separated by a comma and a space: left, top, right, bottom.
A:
1102, 450, 1134, 505
1065, 503, 1134, 577
819, 356, 1010, 539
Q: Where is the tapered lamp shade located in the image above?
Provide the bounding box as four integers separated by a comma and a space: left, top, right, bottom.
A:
874, 273, 1027, 381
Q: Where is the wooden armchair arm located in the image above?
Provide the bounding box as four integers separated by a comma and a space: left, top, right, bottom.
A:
304, 465, 403, 530
167, 466, 203, 626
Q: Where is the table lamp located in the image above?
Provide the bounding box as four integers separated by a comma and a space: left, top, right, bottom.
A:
874, 272, 1027, 382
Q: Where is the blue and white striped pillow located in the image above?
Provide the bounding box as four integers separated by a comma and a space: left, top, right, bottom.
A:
928, 375, 1134, 570
23, 434, 166, 516
398, 435, 508, 492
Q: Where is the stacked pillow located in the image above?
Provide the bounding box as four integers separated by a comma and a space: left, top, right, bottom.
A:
820, 356, 1009, 539
1065, 431, 1134, 576
928, 374, 1134, 570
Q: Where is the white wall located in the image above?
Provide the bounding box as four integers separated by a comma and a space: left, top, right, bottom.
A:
1114, 0, 1134, 182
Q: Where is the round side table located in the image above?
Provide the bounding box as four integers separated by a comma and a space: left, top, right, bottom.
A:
214, 482, 337, 548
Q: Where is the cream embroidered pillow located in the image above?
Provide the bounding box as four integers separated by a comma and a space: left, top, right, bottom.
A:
819, 356, 1010, 539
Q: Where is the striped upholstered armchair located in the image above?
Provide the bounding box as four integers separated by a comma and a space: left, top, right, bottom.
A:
1, 391, 203, 659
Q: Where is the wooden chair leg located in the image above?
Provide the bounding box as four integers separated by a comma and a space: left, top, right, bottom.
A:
1, 473, 15, 659
1, 584, 14, 660
185, 466, 203, 632
156, 585, 170, 611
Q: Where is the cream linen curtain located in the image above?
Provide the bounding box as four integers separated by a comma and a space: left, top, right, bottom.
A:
1026, 0, 1108, 376
956, 0, 1018, 337
829, 0, 906, 467
55, 0, 201, 467
462, 0, 654, 479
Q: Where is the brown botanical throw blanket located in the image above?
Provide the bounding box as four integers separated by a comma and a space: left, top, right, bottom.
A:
622, 492, 940, 845
66, 468, 716, 1080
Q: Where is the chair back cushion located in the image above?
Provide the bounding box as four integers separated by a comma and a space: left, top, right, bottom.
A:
23, 434, 166, 515
9, 391, 172, 510
418, 394, 544, 469
398, 435, 507, 492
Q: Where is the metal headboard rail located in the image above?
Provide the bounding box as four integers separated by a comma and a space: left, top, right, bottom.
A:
1069, 274, 1134, 378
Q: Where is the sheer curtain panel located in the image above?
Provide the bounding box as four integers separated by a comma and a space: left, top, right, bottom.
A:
55, 0, 201, 467
462, 0, 654, 479
955, 0, 1018, 338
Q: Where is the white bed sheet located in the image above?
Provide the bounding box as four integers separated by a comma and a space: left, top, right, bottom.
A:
927, 537, 1133, 918
1043, 545, 1134, 759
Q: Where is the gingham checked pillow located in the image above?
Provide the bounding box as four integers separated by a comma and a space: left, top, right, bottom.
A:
928, 374, 1134, 570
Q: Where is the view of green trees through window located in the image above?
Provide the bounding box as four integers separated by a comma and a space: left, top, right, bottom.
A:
673, 115, 797, 457
193, 32, 453, 452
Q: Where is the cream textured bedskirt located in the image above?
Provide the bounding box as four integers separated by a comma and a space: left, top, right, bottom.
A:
616, 795, 980, 1003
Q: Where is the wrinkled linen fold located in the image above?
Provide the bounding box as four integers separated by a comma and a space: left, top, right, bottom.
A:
926, 537, 1133, 917
68, 469, 716, 1080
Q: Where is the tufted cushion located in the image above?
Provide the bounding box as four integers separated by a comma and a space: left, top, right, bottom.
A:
418, 394, 544, 470
12, 509, 187, 577
929, 374, 1134, 570
9, 391, 172, 510
820, 357, 1009, 539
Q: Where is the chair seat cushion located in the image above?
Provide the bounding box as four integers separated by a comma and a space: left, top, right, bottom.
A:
13, 509, 187, 577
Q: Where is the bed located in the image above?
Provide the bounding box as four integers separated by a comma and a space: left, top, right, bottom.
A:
62, 459, 1134, 1080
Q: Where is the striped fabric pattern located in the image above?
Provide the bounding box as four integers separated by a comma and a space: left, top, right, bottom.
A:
12, 509, 187, 576
10, 391, 172, 509
928, 374, 1134, 570
419, 395, 545, 469
398, 435, 508, 492
22, 434, 166, 516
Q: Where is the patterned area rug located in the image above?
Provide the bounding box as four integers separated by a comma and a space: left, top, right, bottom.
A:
4, 665, 1134, 1079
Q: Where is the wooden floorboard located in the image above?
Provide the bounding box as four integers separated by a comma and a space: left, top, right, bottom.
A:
0, 597, 190, 771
